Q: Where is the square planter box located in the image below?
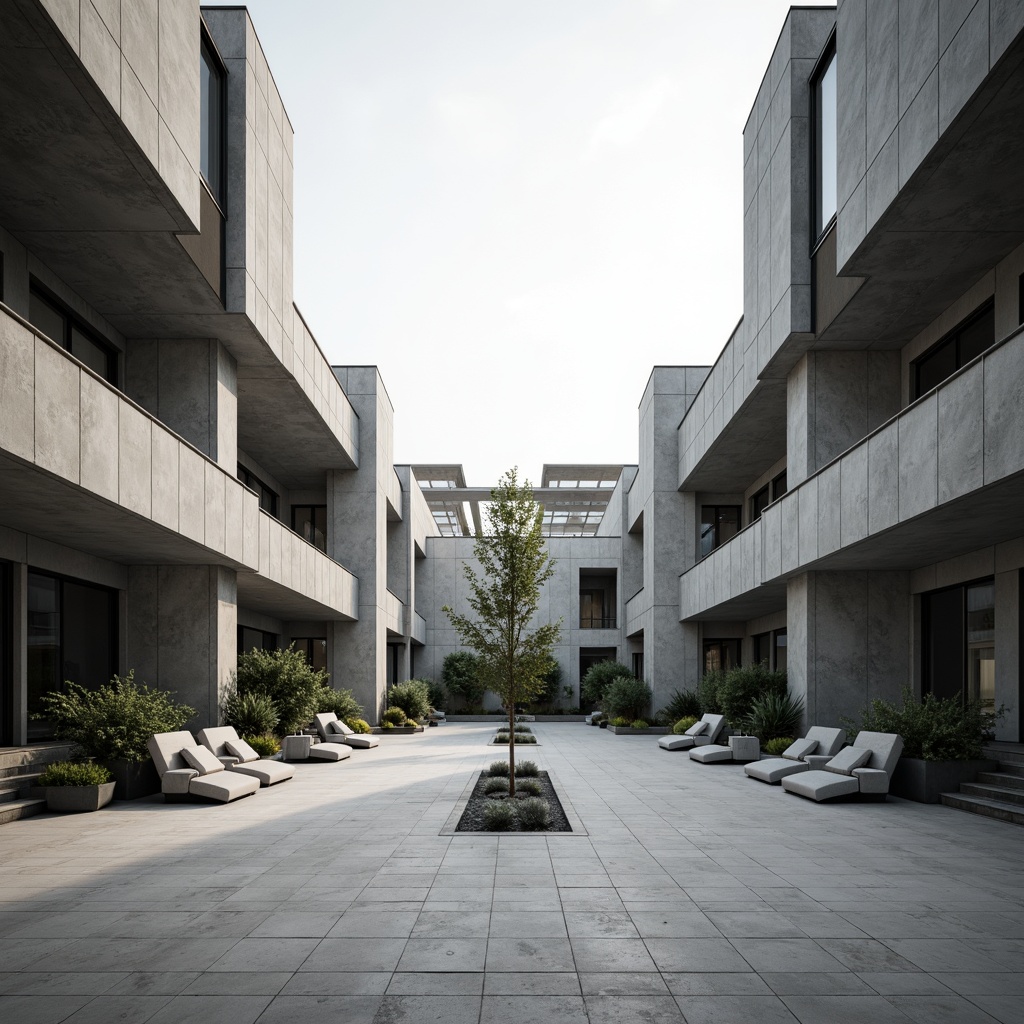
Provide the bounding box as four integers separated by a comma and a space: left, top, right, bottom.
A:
100, 759, 161, 800
890, 758, 998, 803
370, 725, 424, 734
45, 781, 116, 813
606, 726, 669, 735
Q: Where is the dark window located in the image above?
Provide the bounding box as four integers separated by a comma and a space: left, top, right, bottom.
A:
579, 569, 617, 628
753, 629, 787, 672
914, 301, 995, 398
238, 465, 279, 517
772, 471, 787, 501
293, 637, 327, 673
774, 628, 788, 674
579, 647, 618, 682
238, 626, 277, 657
292, 505, 327, 552
0, 561, 11, 746
704, 639, 741, 675
29, 284, 118, 385
753, 631, 771, 666
700, 505, 741, 558
922, 579, 994, 711
1018, 272, 1023, 326
812, 38, 837, 240
631, 652, 644, 680
750, 486, 770, 522
200, 33, 225, 205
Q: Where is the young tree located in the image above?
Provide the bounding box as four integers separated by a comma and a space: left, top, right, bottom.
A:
443, 468, 561, 794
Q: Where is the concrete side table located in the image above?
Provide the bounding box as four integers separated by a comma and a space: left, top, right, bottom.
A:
728, 735, 760, 763
282, 734, 313, 761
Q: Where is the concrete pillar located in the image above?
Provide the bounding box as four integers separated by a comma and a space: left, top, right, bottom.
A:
994, 569, 1020, 742
11, 562, 28, 746
124, 339, 238, 471
125, 564, 237, 729
787, 569, 910, 730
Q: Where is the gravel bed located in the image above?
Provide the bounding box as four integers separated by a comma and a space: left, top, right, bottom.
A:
455, 770, 572, 832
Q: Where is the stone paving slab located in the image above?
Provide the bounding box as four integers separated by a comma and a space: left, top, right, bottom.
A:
0, 723, 1021, 1022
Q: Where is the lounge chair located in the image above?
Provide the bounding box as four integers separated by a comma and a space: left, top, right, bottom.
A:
197, 726, 297, 786
743, 726, 846, 784
313, 712, 379, 749
690, 731, 758, 764
658, 713, 725, 751
781, 731, 904, 801
148, 731, 260, 803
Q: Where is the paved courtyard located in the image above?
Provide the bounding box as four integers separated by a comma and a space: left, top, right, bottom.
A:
1, 723, 1022, 1024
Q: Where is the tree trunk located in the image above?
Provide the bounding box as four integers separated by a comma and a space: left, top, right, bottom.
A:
508, 705, 516, 796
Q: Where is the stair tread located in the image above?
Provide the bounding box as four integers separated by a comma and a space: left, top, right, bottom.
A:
940, 792, 1024, 825
0, 798, 47, 824
959, 782, 1024, 802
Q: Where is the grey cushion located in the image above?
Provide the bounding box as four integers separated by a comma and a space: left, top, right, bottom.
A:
189, 770, 260, 802
804, 726, 847, 757
824, 746, 872, 776
658, 734, 696, 750
689, 744, 732, 763
744, 758, 810, 784
850, 731, 904, 775
328, 719, 354, 736
782, 769, 860, 801
229, 759, 296, 786
684, 721, 707, 737
161, 768, 199, 795
701, 715, 727, 743
181, 745, 225, 776
784, 737, 817, 761
225, 737, 261, 763
308, 742, 352, 762
343, 734, 379, 748
148, 731, 201, 776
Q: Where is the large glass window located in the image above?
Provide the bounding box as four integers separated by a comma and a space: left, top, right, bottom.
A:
238, 465, 279, 518
238, 626, 277, 657
913, 301, 995, 399
813, 42, 837, 239
704, 639, 741, 675
292, 506, 327, 552
923, 578, 994, 711
579, 569, 617, 628
29, 284, 118, 385
293, 637, 327, 673
200, 33, 225, 205
700, 506, 741, 559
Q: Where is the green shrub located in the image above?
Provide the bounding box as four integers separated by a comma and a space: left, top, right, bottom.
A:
382, 706, 408, 726
381, 721, 395, 730
603, 676, 652, 721
609, 716, 631, 727
38, 761, 113, 787
580, 660, 633, 707
344, 718, 371, 734
517, 779, 542, 796
718, 665, 787, 724
387, 679, 432, 721
741, 691, 804, 741
515, 797, 550, 830
426, 680, 447, 709
495, 732, 511, 743
39, 671, 196, 763
243, 734, 280, 757
589, 713, 604, 725
854, 686, 995, 761
514, 760, 539, 777
442, 651, 486, 707
673, 716, 699, 735
317, 687, 364, 723
489, 760, 510, 776
763, 736, 795, 756
483, 801, 516, 830
223, 691, 279, 736
514, 725, 532, 734
236, 645, 327, 735
484, 777, 508, 794
526, 655, 562, 709
516, 735, 537, 744
630, 719, 649, 730
696, 670, 726, 714
659, 688, 702, 723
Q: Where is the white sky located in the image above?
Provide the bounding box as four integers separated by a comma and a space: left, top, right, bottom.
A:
217, 1, 833, 486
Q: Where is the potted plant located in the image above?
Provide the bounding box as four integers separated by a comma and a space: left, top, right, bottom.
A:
39, 671, 196, 800
38, 761, 116, 812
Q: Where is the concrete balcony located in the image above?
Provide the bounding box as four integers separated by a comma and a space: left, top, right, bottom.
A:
410, 609, 427, 645
384, 589, 404, 636
624, 587, 647, 636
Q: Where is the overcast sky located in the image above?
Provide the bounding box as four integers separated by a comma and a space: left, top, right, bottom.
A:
217, 1, 832, 486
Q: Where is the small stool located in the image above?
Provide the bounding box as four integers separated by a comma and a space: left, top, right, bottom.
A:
282, 734, 314, 761
728, 735, 760, 763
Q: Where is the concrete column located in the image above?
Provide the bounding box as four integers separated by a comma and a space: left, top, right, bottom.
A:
11, 562, 28, 746
125, 564, 237, 729
787, 569, 910, 730
124, 339, 238, 471
994, 570, 1020, 742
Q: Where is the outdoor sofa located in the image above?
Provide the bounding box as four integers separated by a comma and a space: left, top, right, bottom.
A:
197, 726, 296, 786
743, 726, 846, 784
313, 712, 379, 749
781, 731, 904, 801
658, 713, 726, 751
148, 731, 260, 803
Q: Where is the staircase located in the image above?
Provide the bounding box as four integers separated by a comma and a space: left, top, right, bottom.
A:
940, 743, 1024, 826
0, 743, 77, 825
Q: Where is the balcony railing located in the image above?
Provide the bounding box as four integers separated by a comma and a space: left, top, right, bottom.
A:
579, 616, 617, 629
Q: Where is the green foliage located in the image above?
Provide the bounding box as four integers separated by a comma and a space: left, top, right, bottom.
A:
317, 687, 364, 722
630, 719, 649, 730
518, 735, 537, 743
514, 725, 532, 734
853, 686, 995, 761
426, 679, 447, 709
38, 761, 113, 787
39, 671, 196, 763
659, 688, 702, 723
223, 691, 279, 737
442, 468, 562, 784
514, 760, 539, 777
718, 665, 787, 724
673, 716, 699, 735
484, 777, 509, 794
763, 736, 795, 756
515, 797, 550, 831
580, 660, 633, 707
483, 801, 517, 830
381, 721, 395, 730
695, 670, 726, 714
517, 779, 542, 796
235, 645, 327, 735
527, 655, 563, 708
243, 734, 280, 757
741, 690, 804, 741
387, 679, 432, 721
609, 716, 631, 727
442, 651, 486, 707
489, 760, 510, 776
382, 706, 408, 726
602, 676, 653, 722
344, 718, 371, 734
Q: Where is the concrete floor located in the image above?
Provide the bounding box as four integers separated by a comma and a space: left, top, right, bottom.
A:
1, 723, 1022, 1024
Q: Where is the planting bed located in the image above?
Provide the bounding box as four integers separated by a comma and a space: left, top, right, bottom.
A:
455, 770, 571, 832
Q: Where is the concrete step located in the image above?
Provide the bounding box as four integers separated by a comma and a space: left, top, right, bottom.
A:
940, 792, 1024, 827
983, 746, 1024, 767
0, 771, 43, 803
0, 744, 76, 779
976, 771, 1024, 790
959, 782, 1024, 806
0, 797, 47, 826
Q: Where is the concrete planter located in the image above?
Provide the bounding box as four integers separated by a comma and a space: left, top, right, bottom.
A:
100, 759, 161, 800
45, 781, 116, 813
606, 726, 670, 735
370, 725, 424, 734
890, 757, 998, 803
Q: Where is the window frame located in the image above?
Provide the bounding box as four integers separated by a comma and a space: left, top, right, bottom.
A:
810, 31, 838, 248
237, 465, 279, 518
292, 504, 327, 552
700, 504, 742, 559
28, 281, 119, 386
912, 299, 995, 400
199, 25, 227, 209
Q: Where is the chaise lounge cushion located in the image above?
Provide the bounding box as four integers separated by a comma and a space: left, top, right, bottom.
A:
744, 726, 848, 785
225, 737, 262, 763
181, 745, 225, 775
781, 732, 903, 801
684, 721, 707, 737
148, 731, 259, 803
689, 744, 733, 763
824, 746, 872, 776
784, 737, 818, 761
197, 726, 296, 787
658, 714, 725, 751
315, 712, 379, 749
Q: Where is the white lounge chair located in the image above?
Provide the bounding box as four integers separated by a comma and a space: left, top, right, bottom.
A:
148, 731, 260, 803
690, 730, 758, 764
743, 726, 846, 784
658, 713, 725, 751
781, 731, 904, 801
313, 712, 379, 749
197, 726, 296, 786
